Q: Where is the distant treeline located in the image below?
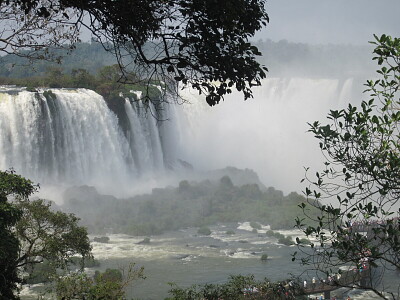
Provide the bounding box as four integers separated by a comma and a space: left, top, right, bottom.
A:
0, 41, 116, 78
0, 64, 161, 103
62, 175, 319, 236
0, 40, 374, 81
255, 39, 374, 78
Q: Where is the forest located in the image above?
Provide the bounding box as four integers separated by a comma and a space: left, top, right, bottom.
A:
61, 172, 318, 236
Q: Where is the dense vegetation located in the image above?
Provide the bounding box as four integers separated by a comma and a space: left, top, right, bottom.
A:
0, 63, 161, 104
62, 175, 319, 236
0, 170, 92, 299
296, 34, 400, 298
0, 40, 374, 81
0, 0, 269, 106
166, 274, 302, 300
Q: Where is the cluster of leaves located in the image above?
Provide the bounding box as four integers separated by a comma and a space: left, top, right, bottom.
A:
54, 263, 145, 300
62, 175, 319, 236
15, 199, 92, 283
295, 34, 400, 299
265, 230, 295, 246
0, 169, 37, 299
166, 274, 303, 300
0, 0, 269, 106
0, 169, 92, 299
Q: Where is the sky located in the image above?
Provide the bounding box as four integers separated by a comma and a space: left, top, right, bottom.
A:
255, 0, 400, 45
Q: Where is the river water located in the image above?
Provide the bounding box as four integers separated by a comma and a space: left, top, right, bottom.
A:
20, 222, 399, 300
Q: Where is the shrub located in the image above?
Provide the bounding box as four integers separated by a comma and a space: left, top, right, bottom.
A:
250, 221, 262, 230
278, 236, 294, 246
260, 253, 268, 261
197, 227, 211, 236
226, 230, 235, 235
273, 232, 285, 239
297, 238, 311, 245
138, 237, 151, 244
266, 230, 275, 237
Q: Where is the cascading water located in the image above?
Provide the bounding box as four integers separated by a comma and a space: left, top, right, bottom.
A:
0, 87, 183, 197
0, 77, 361, 198
178, 77, 360, 194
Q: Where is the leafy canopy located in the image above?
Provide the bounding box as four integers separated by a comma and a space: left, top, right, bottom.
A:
0, 169, 92, 299
295, 34, 400, 299
0, 0, 269, 106
0, 169, 37, 299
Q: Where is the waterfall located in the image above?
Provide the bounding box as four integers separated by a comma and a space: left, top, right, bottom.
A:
178, 77, 359, 194
0, 77, 360, 198
0, 87, 181, 196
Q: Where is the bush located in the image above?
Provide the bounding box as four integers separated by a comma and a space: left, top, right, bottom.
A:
94, 268, 123, 283
278, 236, 294, 246
226, 230, 235, 235
250, 221, 262, 230
197, 227, 211, 236
260, 253, 268, 261
70, 257, 101, 268
297, 238, 311, 245
273, 232, 285, 239
266, 230, 275, 237
138, 237, 151, 244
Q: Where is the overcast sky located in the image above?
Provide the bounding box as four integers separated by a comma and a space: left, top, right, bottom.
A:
255, 0, 400, 45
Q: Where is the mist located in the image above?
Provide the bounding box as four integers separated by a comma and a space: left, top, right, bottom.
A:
257, 0, 400, 45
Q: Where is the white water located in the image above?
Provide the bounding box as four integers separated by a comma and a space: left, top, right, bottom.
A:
0, 78, 359, 198
0, 87, 184, 198
179, 77, 358, 193
21, 222, 397, 300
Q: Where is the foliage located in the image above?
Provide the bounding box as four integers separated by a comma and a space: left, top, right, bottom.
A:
62, 176, 318, 236
0, 169, 92, 299
250, 222, 262, 230
138, 237, 151, 244
0, 42, 116, 78
295, 34, 400, 299
260, 254, 268, 261
0, 169, 37, 299
0, 40, 376, 81
277, 236, 294, 246
15, 199, 92, 281
0, 0, 269, 106
197, 227, 212, 236
166, 274, 301, 300
0, 64, 162, 108
54, 263, 145, 300
265, 230, 275, 237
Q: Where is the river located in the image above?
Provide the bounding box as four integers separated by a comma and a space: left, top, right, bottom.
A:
20, 222, 399, 299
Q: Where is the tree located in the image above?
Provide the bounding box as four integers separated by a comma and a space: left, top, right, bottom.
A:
15, 199, 92, 283
295, 34, 400, 299
0, 0, 269, 106
0, 169, 37, 299
166, 274, 301, 300
0, 170, 92, 299
54, 263, 145, 300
